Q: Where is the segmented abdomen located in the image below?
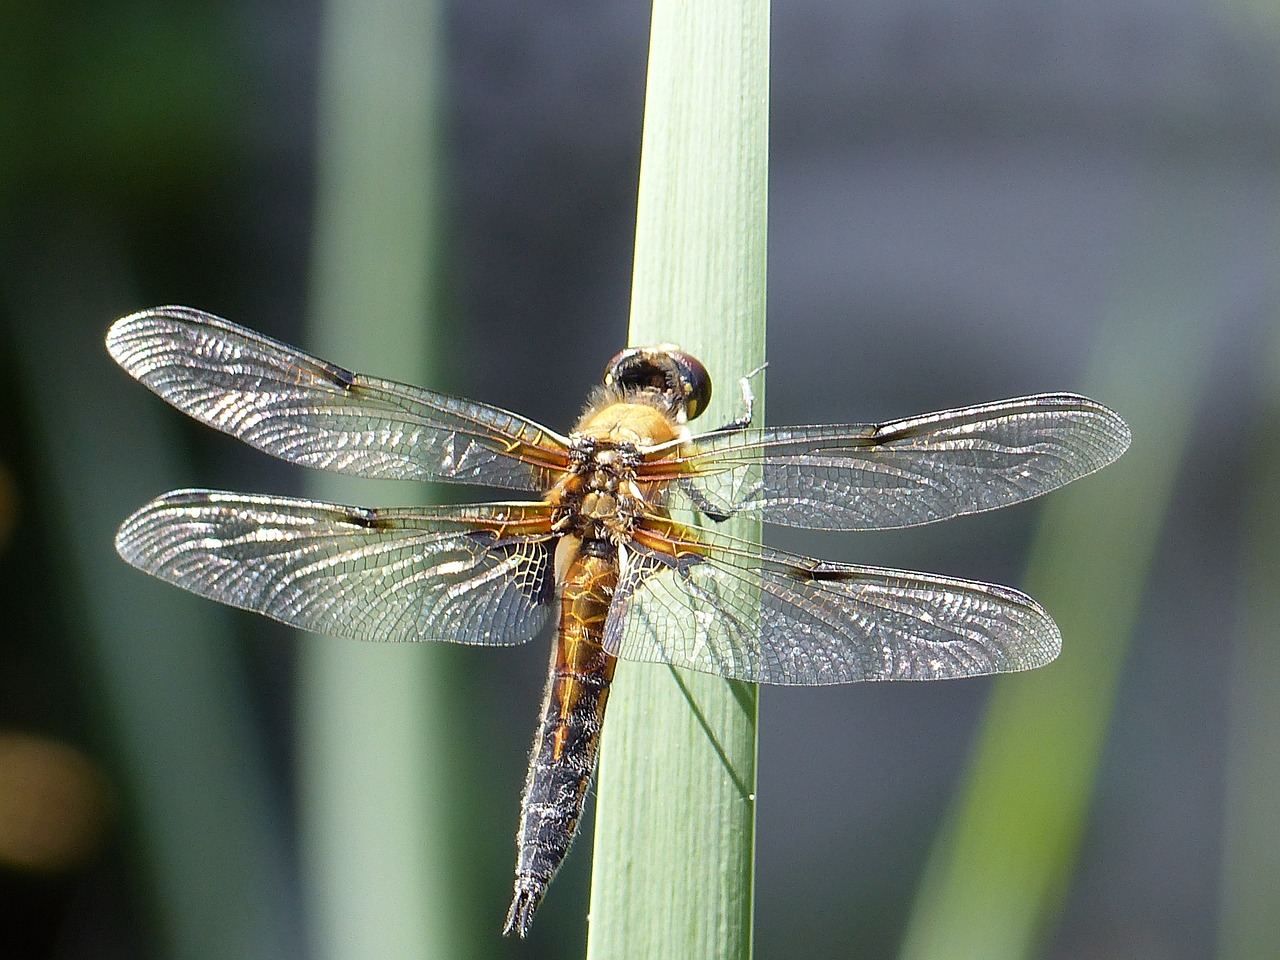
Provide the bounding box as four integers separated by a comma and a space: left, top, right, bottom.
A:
504, 540, 618, 937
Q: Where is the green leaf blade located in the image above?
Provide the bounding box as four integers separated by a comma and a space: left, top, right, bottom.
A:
587, 1, 769, 957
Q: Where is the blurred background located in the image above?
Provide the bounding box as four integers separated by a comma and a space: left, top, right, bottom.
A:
1, 1, 1277, 958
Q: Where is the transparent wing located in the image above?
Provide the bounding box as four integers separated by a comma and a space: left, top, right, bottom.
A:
115, 490, 556, 645
106, 306, 571, 490
654, 394, 1130, 530
606, 526, 1059, 684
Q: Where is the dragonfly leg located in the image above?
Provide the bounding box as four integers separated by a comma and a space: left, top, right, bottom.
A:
709, 362, 767, 434
679, 476, 733, 522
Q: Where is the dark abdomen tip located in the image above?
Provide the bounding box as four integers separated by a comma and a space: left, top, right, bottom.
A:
503, 883, 545, 938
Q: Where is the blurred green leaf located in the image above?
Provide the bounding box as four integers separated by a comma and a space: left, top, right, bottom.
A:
298, 0, 473, 957
899, 177, 1229, 960
0, 2, 239, 209
1217, 322, 1280, 960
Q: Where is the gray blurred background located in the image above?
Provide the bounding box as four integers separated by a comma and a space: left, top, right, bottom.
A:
1, 1, 1277, 958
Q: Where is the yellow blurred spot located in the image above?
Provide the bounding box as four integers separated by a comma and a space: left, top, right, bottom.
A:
0, 732, 112, 872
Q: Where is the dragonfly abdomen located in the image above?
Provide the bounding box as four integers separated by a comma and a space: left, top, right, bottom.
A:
504, 539, 619, 937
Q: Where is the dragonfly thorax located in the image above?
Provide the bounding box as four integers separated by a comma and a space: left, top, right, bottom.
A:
548, 435, 650, 541
574, 395, 688, 448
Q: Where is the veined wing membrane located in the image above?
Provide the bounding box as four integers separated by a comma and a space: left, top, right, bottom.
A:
115, 491, 556, 645
606, 525, 1060, 684
106, 306, 570, 490
658, 394, 1131, 530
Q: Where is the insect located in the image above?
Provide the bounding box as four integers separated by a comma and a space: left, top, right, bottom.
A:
106, 306, 1130, 937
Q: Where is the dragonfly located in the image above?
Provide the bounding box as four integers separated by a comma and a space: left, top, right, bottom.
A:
106, 306, 1130, 937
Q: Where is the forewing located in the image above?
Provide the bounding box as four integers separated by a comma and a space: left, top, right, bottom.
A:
658, 394, 1130, 529
106, 306, 570, 490
606, 527, 1059, 684
115, 491, 555, 645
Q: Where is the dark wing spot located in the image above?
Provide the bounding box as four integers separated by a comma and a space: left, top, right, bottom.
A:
318, 360, 358, 390
783, 562, 852, 583
343, 506, 386, 529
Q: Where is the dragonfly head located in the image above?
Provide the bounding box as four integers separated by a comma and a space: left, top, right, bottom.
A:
603, 344, 712, 423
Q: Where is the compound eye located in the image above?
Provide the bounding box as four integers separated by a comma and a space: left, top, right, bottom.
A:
666, 350, 712, 421
603, 345, 714, 421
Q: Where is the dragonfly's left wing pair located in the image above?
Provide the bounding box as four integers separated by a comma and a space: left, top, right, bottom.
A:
110, 307, 574, 647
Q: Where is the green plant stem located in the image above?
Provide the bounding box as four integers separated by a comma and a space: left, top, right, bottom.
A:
586, 1, 768, 957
